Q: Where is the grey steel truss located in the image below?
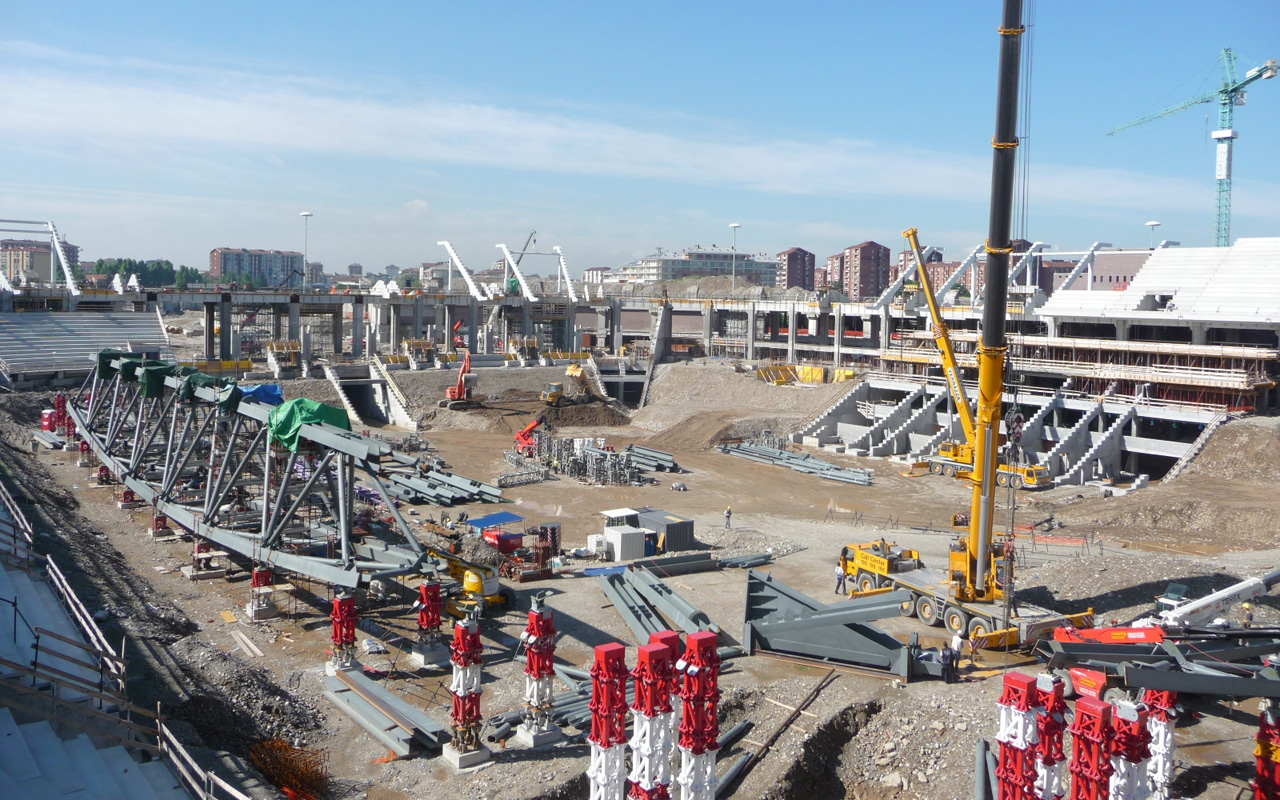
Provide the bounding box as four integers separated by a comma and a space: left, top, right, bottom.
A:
67, 358, 501, 587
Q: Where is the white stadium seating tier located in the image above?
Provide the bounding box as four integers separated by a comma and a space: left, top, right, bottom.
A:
0, 312, 169, 378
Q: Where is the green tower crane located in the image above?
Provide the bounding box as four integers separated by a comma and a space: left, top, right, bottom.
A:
1108, 48, 1277, 247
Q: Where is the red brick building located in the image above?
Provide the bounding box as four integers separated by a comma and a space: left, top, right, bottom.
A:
775, 247, 815, 290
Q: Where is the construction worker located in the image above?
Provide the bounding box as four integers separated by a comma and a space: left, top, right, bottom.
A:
951, 632, 965, 668
724, 507, 732, 529
1245, 603, 1254, 629
939, 644, 956, 684
835, 563, 846, 595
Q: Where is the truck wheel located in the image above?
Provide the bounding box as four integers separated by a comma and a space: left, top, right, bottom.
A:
996, 472, 1009, 487
915, 596, 941, 626
943, 607, 969, 635
943, 464, 957, 478
1011, 475, 1025, 490
899, 593, 918, 617
967, 617, 991, 640
929, 461, 942, 474
1056, 669, 1077, 699
857, 572, 877, 594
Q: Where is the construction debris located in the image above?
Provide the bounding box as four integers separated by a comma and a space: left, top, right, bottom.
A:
717, 443, 874, 486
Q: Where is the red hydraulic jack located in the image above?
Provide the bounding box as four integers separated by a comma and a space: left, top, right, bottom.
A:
675, 630, 720, 800
516, 594, 560, 747
328, 594, 357, 669
444, 615, 489, 769
1033, 673, 1068, 800
1255, 699, 1280, 800
996, 672, 1040, 800
409, 581, 447, 669
1067, 696, 1113, 800
630, 642, 676, 800
587, 643, 629, 800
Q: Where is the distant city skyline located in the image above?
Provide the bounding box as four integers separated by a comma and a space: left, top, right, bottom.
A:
1, 3, 1277, 275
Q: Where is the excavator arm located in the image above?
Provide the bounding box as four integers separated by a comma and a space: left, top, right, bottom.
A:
904, 228, 977, 447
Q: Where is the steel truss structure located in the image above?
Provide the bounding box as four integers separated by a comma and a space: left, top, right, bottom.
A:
68, 357, 445, 587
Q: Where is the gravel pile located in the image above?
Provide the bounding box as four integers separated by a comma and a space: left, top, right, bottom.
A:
1182, 416, 1280, 482
644, 362, 845, 414
279, 377, 343, 407
698, 525, 806, 560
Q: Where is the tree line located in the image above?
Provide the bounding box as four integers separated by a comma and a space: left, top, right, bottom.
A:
85, 259, 207, 290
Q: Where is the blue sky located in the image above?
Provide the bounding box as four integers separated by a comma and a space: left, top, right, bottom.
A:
2, 1, 1278, 275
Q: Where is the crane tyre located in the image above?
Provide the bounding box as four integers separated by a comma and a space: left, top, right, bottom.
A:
967, 617, 991, 640
996, 472, 1009, 488
943, 607, 969, 636
1011, 474, 1025, 490
857, 572, 877, 594
899, 593, 918, 617
943, 464, 957, 478
929, 461, 943, 474
915, 596, 941, 627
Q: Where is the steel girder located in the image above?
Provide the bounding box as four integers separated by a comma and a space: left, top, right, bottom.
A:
69, 361, 438, 587
742, 569, 940, 679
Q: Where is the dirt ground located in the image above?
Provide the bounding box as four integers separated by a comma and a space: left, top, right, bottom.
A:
6, 366, 1279, 799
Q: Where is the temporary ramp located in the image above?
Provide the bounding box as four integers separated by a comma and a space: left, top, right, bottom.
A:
742, 569, 940, 679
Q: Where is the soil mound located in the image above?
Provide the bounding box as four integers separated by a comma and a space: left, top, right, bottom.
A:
1183, 416, 1280, 482
536, 401, 629, 428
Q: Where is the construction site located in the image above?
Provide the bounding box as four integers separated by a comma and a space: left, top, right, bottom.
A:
3, 4, 1280, 800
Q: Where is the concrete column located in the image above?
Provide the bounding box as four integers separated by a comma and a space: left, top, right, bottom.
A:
412, 296, 425, 337
219, 296, 233, 361
288, 296, 301, 341
746, 303, 757, 361
880, 307, 892, 350
389, 303, 402, 351
332, 311, 343, 356
469, 300, 480, 354
833, 307, 844, 367
1191, 324, 1207, 346
1115, 321, 1130, 342
609, 300, 621, 355
786, 303, 798, 363
272, 304, 284, 340
204, 303, 217, 360
703, 307, 714, 354
352, 298, 365, 357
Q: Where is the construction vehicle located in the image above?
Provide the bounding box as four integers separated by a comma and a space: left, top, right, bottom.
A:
425, 546, 515, 617
902, 227, 1049, 490
841, 9, 1092, 648
450, 320, 466, 351
514, 419, 541, 457
540, 363, 603, 407
439, 351, 481, 410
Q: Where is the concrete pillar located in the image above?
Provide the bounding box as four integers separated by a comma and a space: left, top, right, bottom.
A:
746, 303, 757, 361
786, 303, 798, 363
609, 300, 621, 355
880, 307, 892, 350
468, 300, 480, 354
703, 307, 714, 354
331, 311, 343, 356
352, 298, 365, 358
833, 307, 844, 367
1115, 320, 1129, 341
1191, 324, 1207, 346
412, 296, 425, 338
272, 304, 284, 340
204, 303, 217, 360
288, 296, 301, 341
389, 303, 402, 351
219, 296, 233, 361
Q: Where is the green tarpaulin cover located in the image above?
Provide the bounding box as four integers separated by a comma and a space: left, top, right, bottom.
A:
178, 372, 228, 402
141, 364, 196, 398
96, 350, 128, 378
267, 398, 350, 452
119, 356, 164, 384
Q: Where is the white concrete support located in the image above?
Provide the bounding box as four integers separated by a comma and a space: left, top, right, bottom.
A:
676, 748, 716, 800
587, 742, 628, 800
629, 712, 672, 796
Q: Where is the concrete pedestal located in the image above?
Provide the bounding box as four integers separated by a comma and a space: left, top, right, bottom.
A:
245, 599, 279, 621
514, 724, 562, 749
409, 642, 451, 670
442, 743, 492, 770
325, 658, 359, 677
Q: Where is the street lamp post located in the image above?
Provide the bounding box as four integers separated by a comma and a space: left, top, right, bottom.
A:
300, 211, 313, 287
729, 223, 741, 292
1145, 220, 1161, 250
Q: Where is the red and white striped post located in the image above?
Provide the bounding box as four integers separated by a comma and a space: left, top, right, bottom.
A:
588, 643, 630, 800
1254, 699, 1280, 800
650, 630, 683, 770
1033, 673, 1068, 800
1108, 701, 1151, 800
1142, 689, 1177, 800
447, 616, 485, 757
517, 595, 561, 747
996, 671, 1040, 800
1068, 696, 1113, 800
675, 630, 720, 800
630, 642, 675, 800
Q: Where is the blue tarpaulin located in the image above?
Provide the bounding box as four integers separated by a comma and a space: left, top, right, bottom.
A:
240, 384, 285, 406
467, 511, 524, 530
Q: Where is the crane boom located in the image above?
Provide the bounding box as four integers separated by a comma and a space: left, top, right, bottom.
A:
904, 228, 976, 444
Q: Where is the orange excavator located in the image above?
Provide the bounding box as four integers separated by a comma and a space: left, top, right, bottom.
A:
439, 351, 481, 410
451, 320, 467, 352
514, 419, 541, 457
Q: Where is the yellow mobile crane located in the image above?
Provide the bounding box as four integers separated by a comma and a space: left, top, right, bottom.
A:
842, 1, 1092, 646
902, 227, 1049, 490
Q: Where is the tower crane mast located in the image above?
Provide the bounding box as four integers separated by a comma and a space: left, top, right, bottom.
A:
1108, 48, 1277, 247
